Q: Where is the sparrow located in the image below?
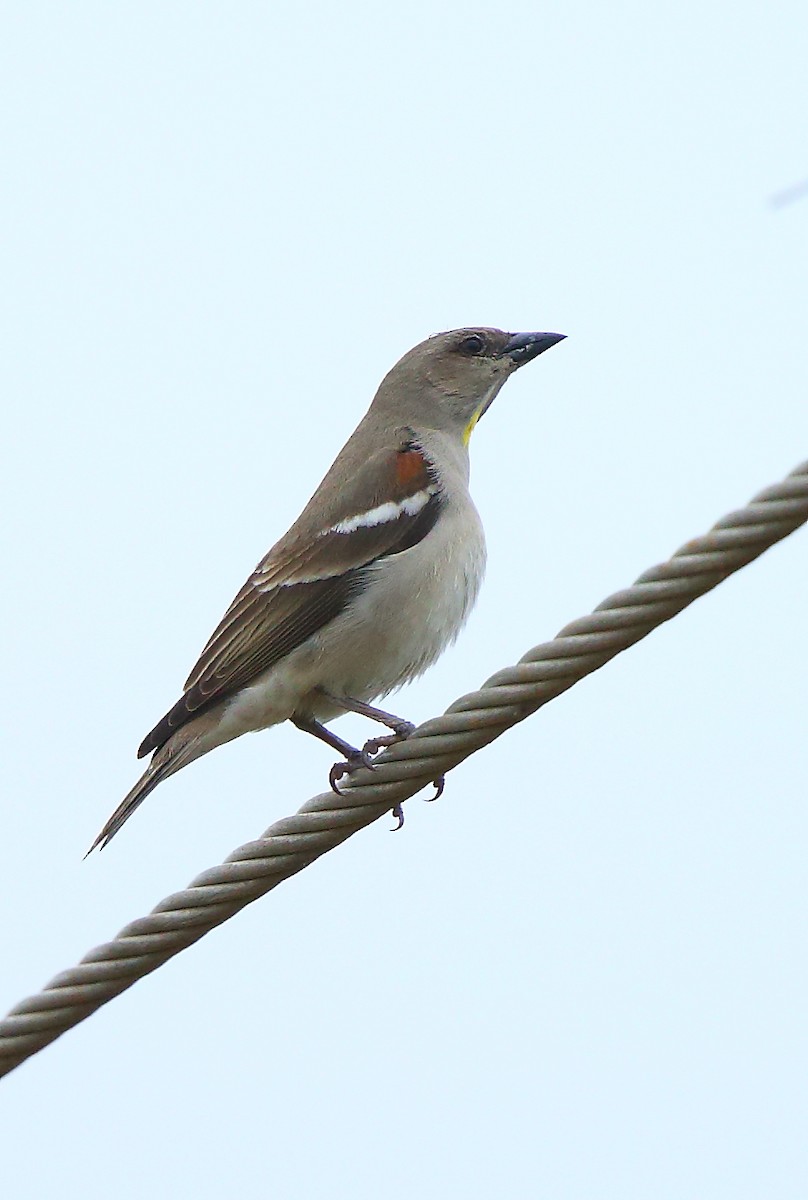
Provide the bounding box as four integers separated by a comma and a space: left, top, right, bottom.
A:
88, 326, 565, 851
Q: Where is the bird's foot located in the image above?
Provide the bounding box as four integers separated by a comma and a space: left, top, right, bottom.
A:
329, 750, 376, 795
361, 719, 415, 758
327, 718, 442, 824
359, 725, 417, 832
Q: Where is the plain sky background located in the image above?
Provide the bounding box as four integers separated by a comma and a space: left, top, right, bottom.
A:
1, 3, 807, 1196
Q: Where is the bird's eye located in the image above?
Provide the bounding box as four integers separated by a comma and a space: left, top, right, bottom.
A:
458, 334, 486, 356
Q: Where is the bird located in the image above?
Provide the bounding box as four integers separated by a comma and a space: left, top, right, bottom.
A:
88, 326, 565, 852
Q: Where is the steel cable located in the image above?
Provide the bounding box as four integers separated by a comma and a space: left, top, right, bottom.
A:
1, 460, 805, 1078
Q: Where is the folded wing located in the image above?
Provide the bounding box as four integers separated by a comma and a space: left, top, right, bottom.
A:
138, 439, 442, 757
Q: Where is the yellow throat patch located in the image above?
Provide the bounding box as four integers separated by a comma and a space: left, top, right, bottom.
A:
462, 405, 485, 446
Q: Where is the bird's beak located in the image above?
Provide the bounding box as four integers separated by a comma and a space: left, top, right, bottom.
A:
502, 331, 567, 367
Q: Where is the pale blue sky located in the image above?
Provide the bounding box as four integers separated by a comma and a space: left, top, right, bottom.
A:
2, 3, 807, 1197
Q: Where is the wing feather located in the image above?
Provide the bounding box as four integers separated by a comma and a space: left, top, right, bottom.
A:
138, 440, 442, 757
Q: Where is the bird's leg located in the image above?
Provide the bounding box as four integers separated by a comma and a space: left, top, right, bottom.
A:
319, 691, 445, 806
291, 714, 375, 794
319, 691, 415, 754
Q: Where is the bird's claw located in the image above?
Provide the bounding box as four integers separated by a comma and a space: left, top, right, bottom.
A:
390, 773, 443, 830
329, 722, 439, 821
426, 775, 445, 802
329, 750, 376, 795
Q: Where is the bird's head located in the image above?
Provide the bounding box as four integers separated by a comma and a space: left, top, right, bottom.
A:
374, 326, 566, 444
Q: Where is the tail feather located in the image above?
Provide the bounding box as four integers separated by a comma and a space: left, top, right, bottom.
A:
85, 758, 174, 855
87, 710, 218, 854
87, 711, 221, 855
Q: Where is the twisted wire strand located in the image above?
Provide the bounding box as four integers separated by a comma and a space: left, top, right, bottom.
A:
1, 460, 806, 1079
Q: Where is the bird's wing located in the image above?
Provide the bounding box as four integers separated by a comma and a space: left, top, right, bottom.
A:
138, 438, 443, 757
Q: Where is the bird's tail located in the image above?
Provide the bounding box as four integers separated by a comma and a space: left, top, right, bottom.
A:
85, 755, 178, 856
87, 712, 221, 855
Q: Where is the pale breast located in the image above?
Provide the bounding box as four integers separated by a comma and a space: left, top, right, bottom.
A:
219, 494, 486, 735
313, 493, 487, 702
